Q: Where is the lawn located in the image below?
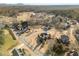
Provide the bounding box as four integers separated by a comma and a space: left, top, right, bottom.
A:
0, 29, 17, 56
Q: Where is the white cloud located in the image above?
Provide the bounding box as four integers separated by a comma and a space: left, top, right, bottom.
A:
0, 0, 79, 5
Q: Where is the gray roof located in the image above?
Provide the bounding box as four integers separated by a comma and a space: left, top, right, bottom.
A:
0, 23, 5, 29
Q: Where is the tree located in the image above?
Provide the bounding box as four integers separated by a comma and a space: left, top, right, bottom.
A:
45, 39, 69, 56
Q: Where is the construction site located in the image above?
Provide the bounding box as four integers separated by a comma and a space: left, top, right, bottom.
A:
0, 10, 79, 56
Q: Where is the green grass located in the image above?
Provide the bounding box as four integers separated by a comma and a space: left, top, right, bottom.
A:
0, 29, 17, 56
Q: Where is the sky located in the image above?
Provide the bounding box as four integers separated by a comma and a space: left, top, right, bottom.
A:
0, 0, 79, 5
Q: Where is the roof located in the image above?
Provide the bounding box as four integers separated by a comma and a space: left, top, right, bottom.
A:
66, 50, 78, 56
0, 23, 5, 29
75, 30, 79, 41
12, 48, 24, 56
60, 35, 69, 44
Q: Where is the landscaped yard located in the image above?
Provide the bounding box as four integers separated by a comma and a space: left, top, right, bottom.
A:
0, 29, 17, 56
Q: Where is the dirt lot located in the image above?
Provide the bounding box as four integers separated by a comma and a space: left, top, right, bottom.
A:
18, 23, 79, 55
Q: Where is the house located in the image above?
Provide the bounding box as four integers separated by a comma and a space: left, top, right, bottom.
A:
74, 29, 79, 41
62, 22, 70, 30
66, 50, 78, 56
33, 33, 51, 50
12, 21, 29, 35
21, 21, 28, 30
59, 35, 69, 44
0, 23, 5, 30
12, 48, 25, 56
